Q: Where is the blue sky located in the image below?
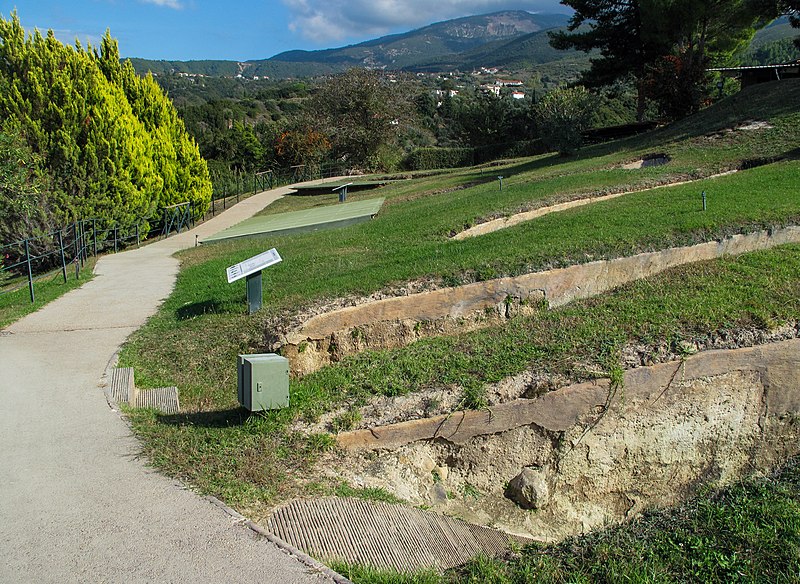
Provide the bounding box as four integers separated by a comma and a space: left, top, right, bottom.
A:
3, 1, 568, 61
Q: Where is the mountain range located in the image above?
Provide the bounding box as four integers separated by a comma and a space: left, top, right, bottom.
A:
129, 11, 578, 79
129, 11, 799, 81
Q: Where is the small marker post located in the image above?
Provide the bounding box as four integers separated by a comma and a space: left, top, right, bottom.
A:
702, 190, 707, 211
498, 176, 504, 191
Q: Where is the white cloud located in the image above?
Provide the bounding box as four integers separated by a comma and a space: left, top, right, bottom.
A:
32, 28, 101, 48
281, 0, 565, 43
141, 0, 184, 9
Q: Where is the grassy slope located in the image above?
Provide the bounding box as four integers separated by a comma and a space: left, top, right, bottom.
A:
120, 80, 800, 522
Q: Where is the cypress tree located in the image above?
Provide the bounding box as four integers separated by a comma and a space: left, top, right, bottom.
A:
0, 12, 211, 238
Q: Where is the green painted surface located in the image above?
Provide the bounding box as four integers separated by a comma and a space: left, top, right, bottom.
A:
202, 198, 385, 243
289, 181, 396, 196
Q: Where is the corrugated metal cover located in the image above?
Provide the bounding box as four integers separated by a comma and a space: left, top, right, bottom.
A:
268, 497, 530, 572
135, 386, 180, 415
109, 367, 134, 406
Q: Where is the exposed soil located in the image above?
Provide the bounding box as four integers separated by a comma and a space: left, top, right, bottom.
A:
317, 337, 800, 541
621, 153, 671, 169
294, 321, 799, 435
737, 120, 773, 131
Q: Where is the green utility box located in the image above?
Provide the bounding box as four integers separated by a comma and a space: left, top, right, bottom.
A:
237, 353, 290, 411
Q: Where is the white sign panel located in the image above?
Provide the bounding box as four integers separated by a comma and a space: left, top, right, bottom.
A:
226, 248, 282, 283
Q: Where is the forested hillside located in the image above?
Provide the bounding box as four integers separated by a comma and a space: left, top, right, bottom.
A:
0, 13, 211, 243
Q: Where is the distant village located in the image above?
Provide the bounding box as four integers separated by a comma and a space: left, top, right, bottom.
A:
164, 64, 532, 101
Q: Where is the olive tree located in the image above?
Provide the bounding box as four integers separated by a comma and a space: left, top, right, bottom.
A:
308, 69, 418, 171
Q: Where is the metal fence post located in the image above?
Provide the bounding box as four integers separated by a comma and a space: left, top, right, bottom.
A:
57, 230, 67, 283
79, 221, 86, 266
73, 222, 80, 278
114, 227, 118, 253
136, 223, 140, 248
24, 238, 35, 303
93, 219, 98, 257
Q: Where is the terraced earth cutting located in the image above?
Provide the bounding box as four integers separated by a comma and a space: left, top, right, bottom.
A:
120, 80, 800, 577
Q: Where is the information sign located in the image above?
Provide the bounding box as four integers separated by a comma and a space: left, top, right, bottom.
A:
226, 248, 282, 284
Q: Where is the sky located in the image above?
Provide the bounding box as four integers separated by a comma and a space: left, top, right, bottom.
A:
3, 0, 569, 61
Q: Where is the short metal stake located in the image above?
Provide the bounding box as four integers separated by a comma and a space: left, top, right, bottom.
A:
702, 191, 707, 211
498, 176, 504, 191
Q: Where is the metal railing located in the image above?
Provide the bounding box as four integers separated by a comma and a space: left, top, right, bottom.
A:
204, 162, 350, 220
1, 215, 165, 305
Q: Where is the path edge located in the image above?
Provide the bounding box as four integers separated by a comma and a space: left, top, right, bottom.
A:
206, 496, 355, 584
101, 352, 352, 584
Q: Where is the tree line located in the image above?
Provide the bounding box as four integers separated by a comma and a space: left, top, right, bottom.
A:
0, 12, 211, 246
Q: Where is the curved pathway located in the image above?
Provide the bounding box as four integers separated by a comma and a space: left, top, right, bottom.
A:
0, 185, 346, 583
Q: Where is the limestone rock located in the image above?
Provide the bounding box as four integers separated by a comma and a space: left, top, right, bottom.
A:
505, 468, 549, 510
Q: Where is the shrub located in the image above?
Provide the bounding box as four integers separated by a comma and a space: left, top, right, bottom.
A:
404, 147, 475, 170
535, 86, 595, 155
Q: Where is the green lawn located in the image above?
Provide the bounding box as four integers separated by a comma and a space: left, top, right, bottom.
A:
0, 261, 96, 329
119, 80, 800, 569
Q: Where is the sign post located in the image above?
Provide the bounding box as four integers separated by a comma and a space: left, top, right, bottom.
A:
333, 182, 353, 202
226, 248, 282, 314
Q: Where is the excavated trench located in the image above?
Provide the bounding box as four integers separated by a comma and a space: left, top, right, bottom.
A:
265, 225, 800, 545
452, 166, 734, 241
326, 338, 800, 540
272, 226, 800, 377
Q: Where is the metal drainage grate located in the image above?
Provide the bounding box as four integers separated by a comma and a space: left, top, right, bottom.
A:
268, 497, 530, 572
135, 387, 180, 415
109, 367, 135, 407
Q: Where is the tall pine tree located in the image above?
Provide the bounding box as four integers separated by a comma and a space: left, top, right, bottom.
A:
551, 0, 781, 120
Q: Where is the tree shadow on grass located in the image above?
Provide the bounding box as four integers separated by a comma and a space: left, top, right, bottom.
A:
176, 299, 227, 320
739, 147, 800, 170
